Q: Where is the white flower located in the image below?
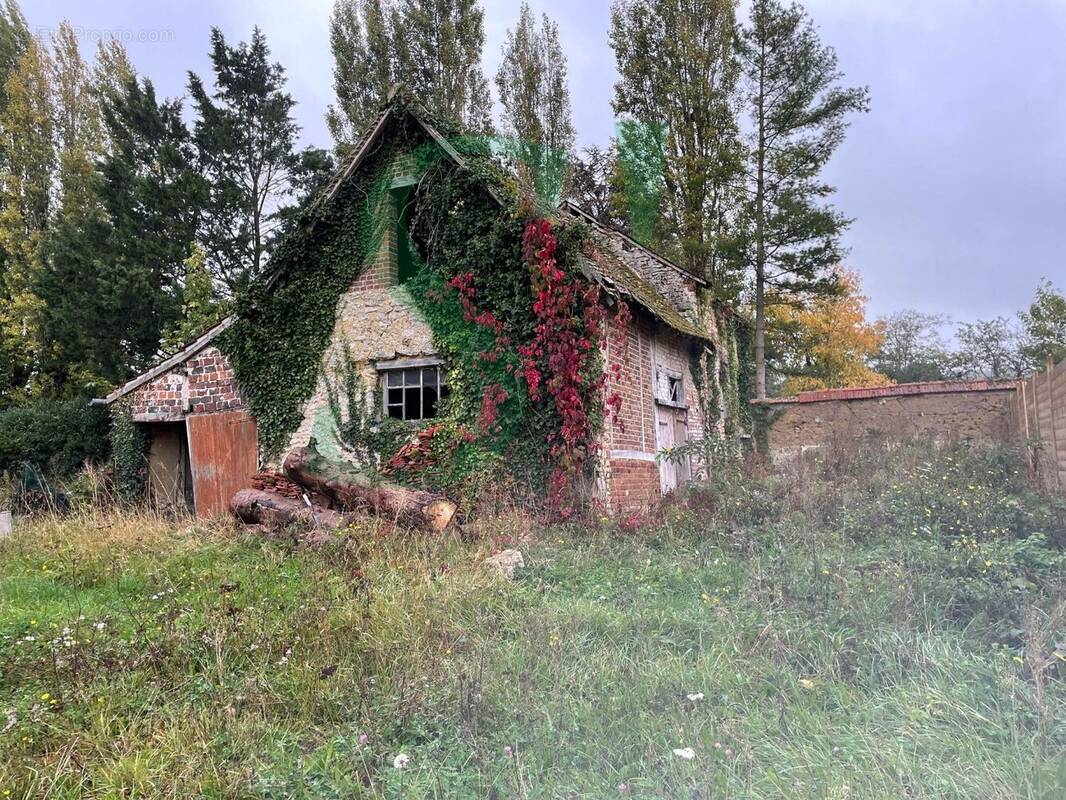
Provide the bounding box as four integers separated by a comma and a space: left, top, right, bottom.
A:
94, 622, 106, 631
672, 747, 696, 760
393, 753, 410, 770
686, 692, 704, 702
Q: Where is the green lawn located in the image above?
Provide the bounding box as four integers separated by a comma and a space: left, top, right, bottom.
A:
1, 442, 1064, 798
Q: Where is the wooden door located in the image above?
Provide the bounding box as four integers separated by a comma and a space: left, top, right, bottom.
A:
656, 405, 678, 493
186, 411, 259, 517
656, 405, 691, 494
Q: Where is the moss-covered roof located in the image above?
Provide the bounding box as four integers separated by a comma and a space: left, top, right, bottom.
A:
292, 93, 711, 342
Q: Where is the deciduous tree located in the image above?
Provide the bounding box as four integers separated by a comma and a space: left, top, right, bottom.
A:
609, 0, 742, 288
325, 0, 397, 149
1019, 279, 1066, 367
0, 37, 54, 404
326, 0, 493, 147
495, 2, 575, 207
771, 268, 889, 395
872, 309, 951, 383
396, 0, 492, 133
953, 317, 1028, 380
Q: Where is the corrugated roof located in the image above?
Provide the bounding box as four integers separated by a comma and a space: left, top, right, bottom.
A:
753, 379, 1018, 406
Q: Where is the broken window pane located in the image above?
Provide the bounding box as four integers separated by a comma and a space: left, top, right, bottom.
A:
378, 365, 446, 421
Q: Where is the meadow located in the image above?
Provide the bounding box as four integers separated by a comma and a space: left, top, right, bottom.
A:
1, 441, 1064, 798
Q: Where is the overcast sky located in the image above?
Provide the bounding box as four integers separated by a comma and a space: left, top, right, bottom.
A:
23, 0, 1066, 325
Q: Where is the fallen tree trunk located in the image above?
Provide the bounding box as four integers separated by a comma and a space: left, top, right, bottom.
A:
283, 445, 457, 532
230, 488, 346, 531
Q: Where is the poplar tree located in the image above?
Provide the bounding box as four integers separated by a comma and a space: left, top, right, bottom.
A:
609, 0, 742, 290
738, 0, 869, 398
397, 0, 492, 133
326, 0, 493, 146
326, 0, 397, 149
0, 38, 54, 404
495, 2, 575, 206
0, 0, 29, 118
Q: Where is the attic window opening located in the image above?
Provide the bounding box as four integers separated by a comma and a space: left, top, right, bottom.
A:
667, 375, 682, 404
656, 368, 686, 408
392, 180, 418, 284
380, 364, 448, 421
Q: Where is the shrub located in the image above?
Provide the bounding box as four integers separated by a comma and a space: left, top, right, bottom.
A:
0, 398, 110, 478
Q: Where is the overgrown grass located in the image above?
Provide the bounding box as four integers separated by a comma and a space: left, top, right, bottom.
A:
1, 442, 1065, 798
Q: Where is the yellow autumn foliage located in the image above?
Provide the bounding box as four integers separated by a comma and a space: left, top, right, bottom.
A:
773, 269, 892, 396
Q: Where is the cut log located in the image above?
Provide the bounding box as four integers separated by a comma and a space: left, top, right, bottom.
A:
283, 445, 457, 532
230, 488, 346, 530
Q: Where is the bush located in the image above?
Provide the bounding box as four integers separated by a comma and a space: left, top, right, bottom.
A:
0, 398, 110, 477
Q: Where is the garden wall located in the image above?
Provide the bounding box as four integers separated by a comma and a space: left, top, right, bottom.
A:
758, 380, 1017, 460
1010, 357, 1066, 493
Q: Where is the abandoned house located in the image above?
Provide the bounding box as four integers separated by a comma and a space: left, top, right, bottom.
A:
95, 97, 740, 519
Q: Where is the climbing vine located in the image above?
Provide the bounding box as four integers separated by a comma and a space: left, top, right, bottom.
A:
110, 401, 148, 504
215, 96, 638, 514
518, 219, 626, 516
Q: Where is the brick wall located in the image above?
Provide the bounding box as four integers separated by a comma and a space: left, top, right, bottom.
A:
130, 346, 246, 422
1010, 358, 1066, 493
599, 309, 706, 515
763, 385, 1016, 459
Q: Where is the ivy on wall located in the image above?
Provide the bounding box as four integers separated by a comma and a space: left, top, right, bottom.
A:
110, 401, 148, 504
213, 98, 716, 513
218, 113, 416, 460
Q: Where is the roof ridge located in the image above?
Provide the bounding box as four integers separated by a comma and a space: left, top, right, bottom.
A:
561, 201, 707, 286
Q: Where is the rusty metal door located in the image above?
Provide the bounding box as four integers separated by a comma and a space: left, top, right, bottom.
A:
186, 411, 258, 517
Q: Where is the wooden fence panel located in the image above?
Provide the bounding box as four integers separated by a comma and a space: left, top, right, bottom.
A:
1014, 357, 1066, 493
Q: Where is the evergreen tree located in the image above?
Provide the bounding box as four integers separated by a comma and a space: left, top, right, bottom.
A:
326, 0, 397, 149
495, 2, 575, 206
738, 0, 869, 398
189, 27, 306, 295
38, 77, 204, 386
610, 0, 742, 289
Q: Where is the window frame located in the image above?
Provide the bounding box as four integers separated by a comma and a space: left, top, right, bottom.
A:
655, 367, 688, 409
376, 357, 446, 422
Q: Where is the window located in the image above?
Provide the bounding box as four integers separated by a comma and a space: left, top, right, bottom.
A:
381, 365, 448, 421
657, 368, 684, 406
667, 375, 683, 404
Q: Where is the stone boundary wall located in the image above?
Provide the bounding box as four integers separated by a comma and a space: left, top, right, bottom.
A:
1010, 357, 1066, 493
759, 381, 1017, 460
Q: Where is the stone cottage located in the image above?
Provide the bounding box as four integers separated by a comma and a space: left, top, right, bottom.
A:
95, 97, 736, 518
